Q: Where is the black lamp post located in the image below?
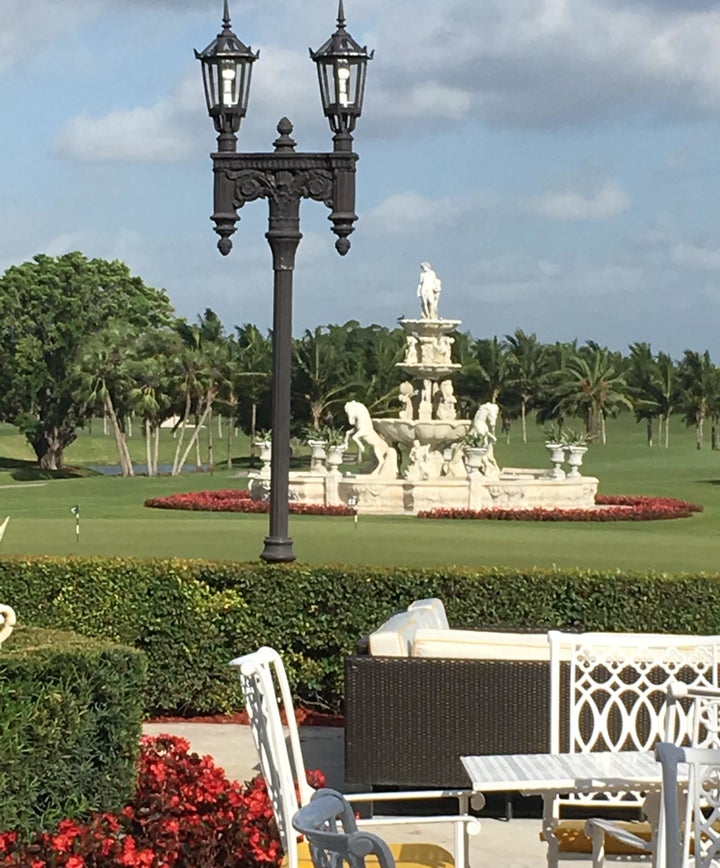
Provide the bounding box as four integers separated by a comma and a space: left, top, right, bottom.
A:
196, 1, 372, 563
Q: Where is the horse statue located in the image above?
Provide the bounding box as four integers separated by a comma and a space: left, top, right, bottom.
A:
469, 402, 499, 446
344, 401, 397, 477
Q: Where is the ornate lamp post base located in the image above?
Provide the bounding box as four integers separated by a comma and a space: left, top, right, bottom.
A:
261, 535, 296, 563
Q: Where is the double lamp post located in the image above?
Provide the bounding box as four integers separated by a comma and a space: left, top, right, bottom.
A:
195, 1, 373, 564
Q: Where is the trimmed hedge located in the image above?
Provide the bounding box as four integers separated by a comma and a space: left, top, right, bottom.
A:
0, 625, 146, 837
1, 557, 720, 716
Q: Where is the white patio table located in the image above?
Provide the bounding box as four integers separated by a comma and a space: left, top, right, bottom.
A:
461, 751, 662, 868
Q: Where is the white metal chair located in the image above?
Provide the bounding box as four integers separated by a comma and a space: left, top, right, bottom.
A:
548, 631, 720, 863
292, 787, 454, 868
230, 647, 481, 868
585, 684, 720, 867
655, 742, 720, 868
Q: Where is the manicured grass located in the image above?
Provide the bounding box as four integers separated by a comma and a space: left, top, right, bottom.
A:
1, 416, 719, 570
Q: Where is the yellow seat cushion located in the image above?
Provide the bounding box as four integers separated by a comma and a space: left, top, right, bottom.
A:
540, 819, 653, 855
284, 839, 455, 868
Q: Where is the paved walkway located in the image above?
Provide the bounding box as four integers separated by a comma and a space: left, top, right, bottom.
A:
142, 721, 551, 868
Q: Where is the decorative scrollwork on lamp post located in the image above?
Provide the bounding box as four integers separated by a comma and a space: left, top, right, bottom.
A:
196, 1, 372, 563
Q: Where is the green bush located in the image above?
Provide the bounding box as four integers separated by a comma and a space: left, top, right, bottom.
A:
1, 557, 720, 716
0, 625, 146, 837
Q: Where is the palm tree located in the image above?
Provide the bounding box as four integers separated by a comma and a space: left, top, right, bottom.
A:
549, 342, 632, 443
678, 349, 718, 450
127, 328, 181, 476
78, 323, 136, 476
293, 325, 358, 429
235, 323, 272, 445
626, 344, 679, 447
505, 329, 548, 443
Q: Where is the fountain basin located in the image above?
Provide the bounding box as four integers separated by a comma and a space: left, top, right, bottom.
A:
372, 417, 470, 449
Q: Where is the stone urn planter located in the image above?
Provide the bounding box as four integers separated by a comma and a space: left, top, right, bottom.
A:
463, 445, 488, 477
253, 440, 272, 477
307, 439, 328, 474
564, 445, 588, 478
326, 445, 346, 473
545, 442, 566, 479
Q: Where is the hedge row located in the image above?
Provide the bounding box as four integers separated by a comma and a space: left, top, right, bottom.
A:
0, 626, 146, 836
1, 557, 719, 716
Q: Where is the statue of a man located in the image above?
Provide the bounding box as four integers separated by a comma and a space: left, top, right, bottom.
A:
417, 262, 442, 320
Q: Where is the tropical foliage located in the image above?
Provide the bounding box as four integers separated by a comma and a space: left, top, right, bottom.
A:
4, 251, 720, 473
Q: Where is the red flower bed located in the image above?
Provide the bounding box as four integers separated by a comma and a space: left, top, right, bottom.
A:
144, 489, 355, 517
418, 495, 703, 522
0, 735, 319, 868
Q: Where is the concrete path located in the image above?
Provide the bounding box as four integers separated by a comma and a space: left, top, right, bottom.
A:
142, 721, 551, 868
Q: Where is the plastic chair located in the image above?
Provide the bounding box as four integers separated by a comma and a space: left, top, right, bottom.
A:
230, 647, 481, 868
292, 787, 454, 868
655, 742, 720, 868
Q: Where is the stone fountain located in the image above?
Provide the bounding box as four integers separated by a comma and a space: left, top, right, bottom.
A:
252, 264, 598, 515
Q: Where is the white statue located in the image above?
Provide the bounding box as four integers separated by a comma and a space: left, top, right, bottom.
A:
404, 335, 419, 365
398, 382, 415, 421
435, 379, 457, 421
344, 400, 397, 477
417, 262, 442, 320
469, 402, 501, 476
469, 402, 499, 446
419, 337, 436, 364
406, 439, 430, 481
434, 334, 454, 365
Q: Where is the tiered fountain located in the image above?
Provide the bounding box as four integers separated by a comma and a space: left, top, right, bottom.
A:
252, 264, 599, 515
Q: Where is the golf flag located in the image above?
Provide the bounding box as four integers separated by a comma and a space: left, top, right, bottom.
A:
0, 517, 9, 544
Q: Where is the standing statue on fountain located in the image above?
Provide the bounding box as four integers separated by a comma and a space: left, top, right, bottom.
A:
417, 262, 442, 320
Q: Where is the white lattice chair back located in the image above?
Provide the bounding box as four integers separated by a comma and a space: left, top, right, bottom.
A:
667, 683, 720, 750
656, 742, 720, 868
550, 631, 720, 813
0, 605, 15, 646
230, 647, 313, 868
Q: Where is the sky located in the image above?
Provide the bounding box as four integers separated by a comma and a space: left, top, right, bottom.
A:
3, 0, 720, 358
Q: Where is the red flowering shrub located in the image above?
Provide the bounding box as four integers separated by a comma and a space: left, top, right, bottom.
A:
145, 489, 355, 517
0, 735, 323, 868
418, 495, 703, 522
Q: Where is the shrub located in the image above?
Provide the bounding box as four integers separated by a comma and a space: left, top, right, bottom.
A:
0, 735, 319, 866
0, 626, 146, 837
3, 559, 720, 716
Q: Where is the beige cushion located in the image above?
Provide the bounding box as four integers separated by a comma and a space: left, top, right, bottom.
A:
411, 628, 551, 661
407, 598, 449, 630
368, 612, 416, 656
285, 839, 454, 868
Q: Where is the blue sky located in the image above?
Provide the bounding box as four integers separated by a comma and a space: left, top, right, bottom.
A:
4, 0, 720, 357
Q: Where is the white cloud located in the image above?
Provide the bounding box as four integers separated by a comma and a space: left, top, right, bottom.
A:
52, 43, 326, 165
0, 1, 101, 73
669, 242, 720, 271
525, 180, 630, 221
53, 72, 201, 164
364, 190, 500, 236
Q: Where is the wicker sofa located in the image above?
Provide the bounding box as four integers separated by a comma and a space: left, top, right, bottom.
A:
344, 599, 553, 795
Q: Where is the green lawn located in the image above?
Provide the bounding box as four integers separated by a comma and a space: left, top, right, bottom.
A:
1, 417, 720, 571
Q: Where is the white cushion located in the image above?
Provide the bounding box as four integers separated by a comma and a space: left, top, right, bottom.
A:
411, 629, 551, 661
368, 612, 420, 656
407, 598, 449, 630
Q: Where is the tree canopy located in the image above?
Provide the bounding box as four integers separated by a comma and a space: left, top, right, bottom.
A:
0, 252, 175, 468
